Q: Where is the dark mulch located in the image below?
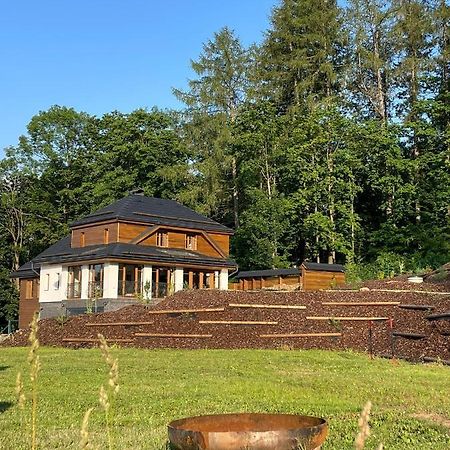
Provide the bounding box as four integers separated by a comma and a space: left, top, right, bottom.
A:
3, 288, 449, 362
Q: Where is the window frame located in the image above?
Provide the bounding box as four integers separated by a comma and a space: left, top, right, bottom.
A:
156, 231, 169, 247
185, 233, 197, 250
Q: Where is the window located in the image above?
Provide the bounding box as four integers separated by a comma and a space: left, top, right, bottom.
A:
89, 264, 104, 298
67, 266, 82, 299
44, 273, 50, 291
118, 264, 143, 296
80, 232, 85, 247
156, 231, 168, 247
104, 228, 109, 244
185, 233, 197, 250
25, 280, 33, 299
55, 273, 60, 290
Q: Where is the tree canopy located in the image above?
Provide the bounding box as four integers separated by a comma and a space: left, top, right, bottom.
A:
1, 0, 449, 326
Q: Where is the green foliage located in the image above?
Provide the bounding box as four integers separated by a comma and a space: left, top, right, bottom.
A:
1, 347, 450, 449
0, 0, 448, 287
0, 267, 18, 326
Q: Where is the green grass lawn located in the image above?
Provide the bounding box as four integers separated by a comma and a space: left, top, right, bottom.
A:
0, 347, 449, 449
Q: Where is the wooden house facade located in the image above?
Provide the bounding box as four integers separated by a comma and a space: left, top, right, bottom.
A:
232, 263, 345, 292
12, 193, 236, 328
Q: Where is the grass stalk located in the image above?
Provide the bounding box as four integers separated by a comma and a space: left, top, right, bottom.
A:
98, 334, 119, 450
28, 313, 41, 450
79, 407, 94, 449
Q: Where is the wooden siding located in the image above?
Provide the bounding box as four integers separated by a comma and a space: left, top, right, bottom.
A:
197, 234, 222, 258
237, 275, 301, 291
209, 233, 229, 257
168, 230, 187, 249
141, 233, 157, 246
140, 228, 229, 259
19, 278, 40, 329
118, 222, 148, 243
71, 220, 231, 259
302, 270, 345, 291
72, 222, 119, 248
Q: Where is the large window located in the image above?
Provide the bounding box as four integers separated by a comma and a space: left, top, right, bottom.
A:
67, 266, 82, 299
89, 264, 104, 298
152, 267, 171, 298
118, 264, 143, 297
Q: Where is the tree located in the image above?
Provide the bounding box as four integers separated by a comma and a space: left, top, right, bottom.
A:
258, 0, 345, 111
89, 108, 188, 208
174, 27, 253, 228
345, 0, 394, 122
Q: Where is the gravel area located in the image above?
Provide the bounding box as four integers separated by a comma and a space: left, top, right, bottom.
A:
4, 281, 449, 362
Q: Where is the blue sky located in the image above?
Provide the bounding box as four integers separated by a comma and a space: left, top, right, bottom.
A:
0, 0, 275, 156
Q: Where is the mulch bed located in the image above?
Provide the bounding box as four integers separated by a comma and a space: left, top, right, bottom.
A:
3, 284, 449, 363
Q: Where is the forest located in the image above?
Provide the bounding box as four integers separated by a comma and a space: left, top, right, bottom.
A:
0, 0, 449, 326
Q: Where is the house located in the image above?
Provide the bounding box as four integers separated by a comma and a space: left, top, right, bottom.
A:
12, 192, 237, 328
232, 262, 345, 291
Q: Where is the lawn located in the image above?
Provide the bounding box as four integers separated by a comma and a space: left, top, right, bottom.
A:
0, 347, 449, 449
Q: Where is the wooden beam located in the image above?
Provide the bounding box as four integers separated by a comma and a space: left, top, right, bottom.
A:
86, 322, 154, 327
200, 231, 227, 258
188, 270, 194, 289
62, 338, 133, 343
199, 320, 278, 325
135, 333, 212, 338
147, 307, 225, 314
370, 289, 450, 295
322, 288, 450, 295
260, 333, 342, 338
306, 316, 389, 321
322, 302, 400, 306
229, 303, 306, 310
130, 225, 161, 244
199, 272, 204, 289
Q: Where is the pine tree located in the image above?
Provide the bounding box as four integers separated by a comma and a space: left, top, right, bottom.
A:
346, 0, 394, 122
258, 0, 344, 111
174, 27, 252, 227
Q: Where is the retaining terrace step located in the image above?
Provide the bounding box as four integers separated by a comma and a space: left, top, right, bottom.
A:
392, 332, 427, 340
306, 316, 389, 321
426, 312, 450, 321
146, 308, 225, 315
61, 338, 134, 343
199, 320, 278, 325
322, 302, 400, 306
229, 303, 307, 310
422, 356, 450, 366
134, 333, 212, 338
259, 333, 342, 338
86, 322, 154, 327
399, 304, 435, 311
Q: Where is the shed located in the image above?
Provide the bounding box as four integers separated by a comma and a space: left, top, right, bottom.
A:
300, 262, 345, 291
233, 262, 345, 291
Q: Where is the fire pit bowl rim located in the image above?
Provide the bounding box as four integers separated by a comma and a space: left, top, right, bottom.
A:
168, 412, 328, 450
168, 412, 327, 434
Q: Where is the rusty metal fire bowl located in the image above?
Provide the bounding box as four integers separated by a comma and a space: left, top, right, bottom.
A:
168, 413, 328, 450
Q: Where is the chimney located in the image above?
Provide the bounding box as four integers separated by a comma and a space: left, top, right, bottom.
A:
130, 188, 145, 196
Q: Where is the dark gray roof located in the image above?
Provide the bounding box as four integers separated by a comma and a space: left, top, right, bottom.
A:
301, 262, 345, 273
235, 268, 300, 279
12, 235, 237, 278
70, 194, 233, 233
234, 263, 345, 279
